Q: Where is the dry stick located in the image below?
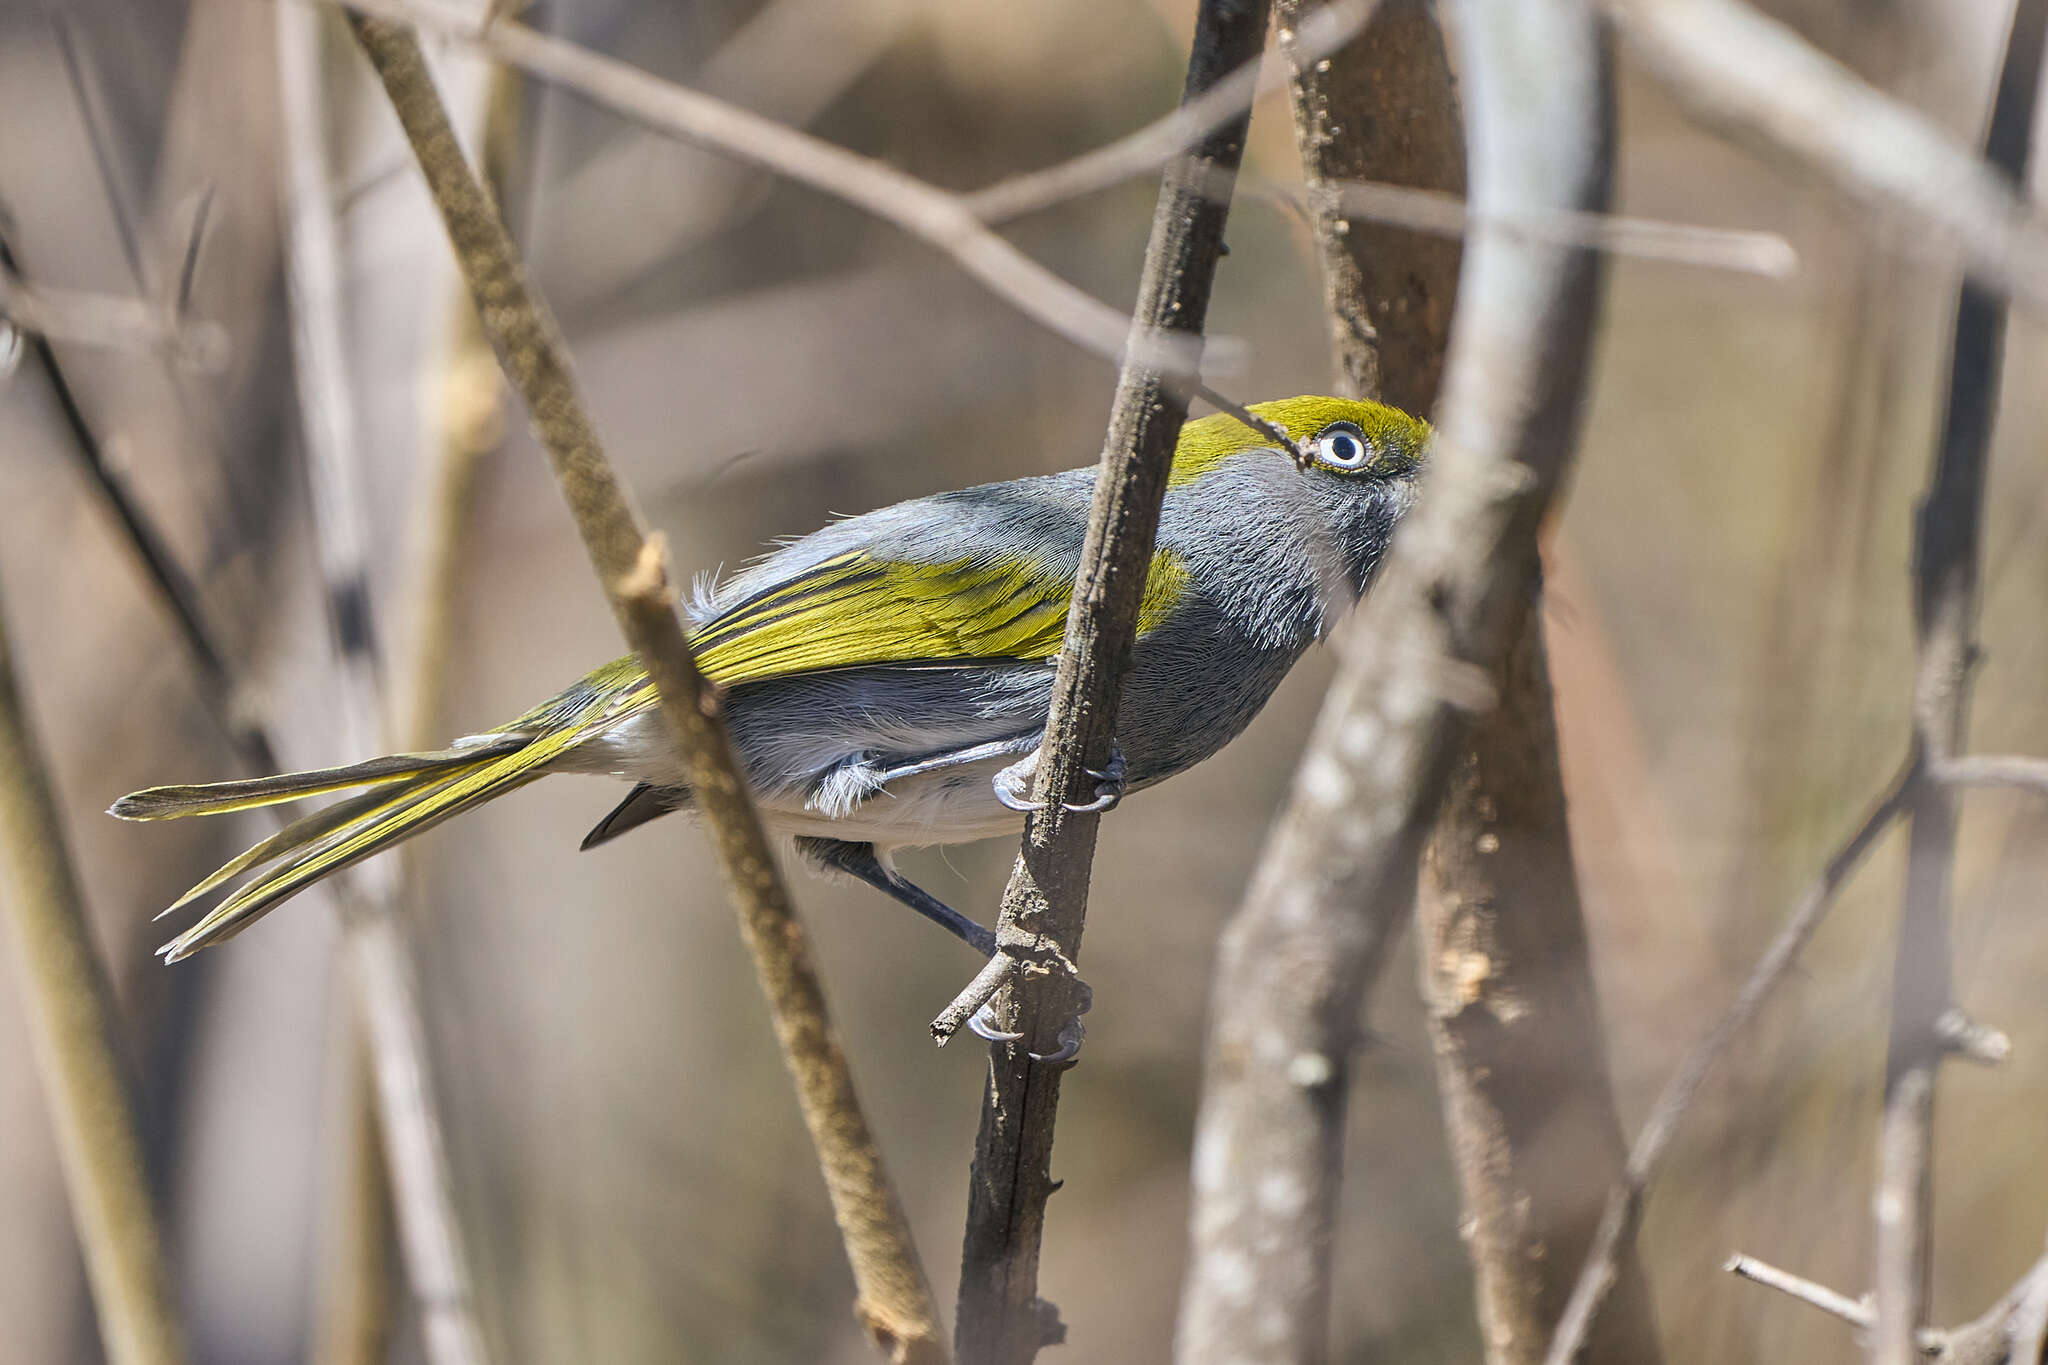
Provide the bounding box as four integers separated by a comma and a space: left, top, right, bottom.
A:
1598, 0, 2048, 317
1175, 0, 1612, 1358
1933, 755, 2048, 799
1874, 3, 2043, 1359
1723, 1246, 2048, 1364
947, 5, 1270, 1359
278, 9, 496, 1365
1542, 768, 1913, 1365
0, 589, 185, 1365
1725, 1254, 1876, 1332
342, 18, 949, 1363
0, 261, 225, 365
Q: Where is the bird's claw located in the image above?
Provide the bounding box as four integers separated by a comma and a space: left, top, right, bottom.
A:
969, 983, 1091, 1062
968, 1002, 1025, 1043
1063, 744, 1127, 814
991, 742, 1127, 815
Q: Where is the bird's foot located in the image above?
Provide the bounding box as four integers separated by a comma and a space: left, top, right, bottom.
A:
991, 741, 1126, 815
967, 981, 1092, 1063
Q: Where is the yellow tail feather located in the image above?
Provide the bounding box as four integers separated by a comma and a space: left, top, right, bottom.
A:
108, 737, 527, 821
133, 728, 598, 962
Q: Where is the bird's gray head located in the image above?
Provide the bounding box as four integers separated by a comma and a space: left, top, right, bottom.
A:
1167, 395, 1430, 600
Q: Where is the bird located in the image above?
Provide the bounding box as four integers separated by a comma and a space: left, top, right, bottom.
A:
113, 395, 1429, 966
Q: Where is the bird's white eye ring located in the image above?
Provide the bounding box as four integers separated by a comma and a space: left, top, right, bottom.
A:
1314, 423, 1370, 470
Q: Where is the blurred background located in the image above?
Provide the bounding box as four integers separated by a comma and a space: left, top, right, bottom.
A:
1, 0, 2044, 1361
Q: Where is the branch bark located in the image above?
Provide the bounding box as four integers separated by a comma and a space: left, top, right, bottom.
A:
949, 4, 1270, 1360
1418, 611, 1662, 1365
0, 582, 185, 1365
1175, 0, 1613, 1357
1874, 3, 2043, 1359
344, 17, 948, 1363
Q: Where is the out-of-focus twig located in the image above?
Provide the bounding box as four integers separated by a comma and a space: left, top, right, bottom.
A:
1543, 766, 1913, 1365
1176, 0, 1613, 1357
1599, 0, 2048, 316
1933, 755, 2048, 798
0, 238, 276, 778
277, 8, 493, 1364
960, 0, 1372, 225
1873, 3, 2042, 1359
949, 4, 1268, 1359
343, 18, 948, 1361
1725, 1254, 1876, 1332
1725, 1244, 2048, 1365
0, 582, 185, 1365
336, 0, 1210, 380
0, 264, 224, 365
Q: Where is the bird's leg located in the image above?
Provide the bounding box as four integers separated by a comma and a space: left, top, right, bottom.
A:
795, 837, 995, 957
991, 738, 1127, 815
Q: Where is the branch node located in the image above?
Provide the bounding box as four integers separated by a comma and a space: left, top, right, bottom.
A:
1934, 1008, 2011, 1066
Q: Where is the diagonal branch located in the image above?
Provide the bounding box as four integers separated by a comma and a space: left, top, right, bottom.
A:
947, 2, 1271, 1361
343, 17, 948, 1362
1598, 0, 2048, 316
1544, 766, 1914, 1365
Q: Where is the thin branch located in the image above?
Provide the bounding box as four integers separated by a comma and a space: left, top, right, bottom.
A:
343, 18, 948, 1362
1544, 767, 1914, 1365
1598, 0, 2048, 317
1932, 755, 2048, 800
1323, 182, 1794, 279
1725, 1254, 1876, 1332
278, 7, 493, 1363
0, 583, 185, 1365
1874, 2, 2042, 1355
0, 264, 225, 365
949, 4, 1269, 1358
959, 0, 1374, 225
1176, 0, 1613, 1358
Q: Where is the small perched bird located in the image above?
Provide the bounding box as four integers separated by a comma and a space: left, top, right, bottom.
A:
115, 396, 1429, 964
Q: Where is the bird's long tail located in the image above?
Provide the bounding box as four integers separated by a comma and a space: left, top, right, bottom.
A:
113, 729, 569, 961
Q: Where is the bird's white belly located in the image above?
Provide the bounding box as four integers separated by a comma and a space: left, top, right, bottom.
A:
753, 756, 1027, 849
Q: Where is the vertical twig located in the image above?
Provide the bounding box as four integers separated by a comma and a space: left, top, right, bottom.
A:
0, 586, 185, 1365
1175, 0, 1613, 1357
342, 18, 949, 1362
1872, 4, 2043, 1361
948, 3, 1269, 1360
277, 9, 495, 1365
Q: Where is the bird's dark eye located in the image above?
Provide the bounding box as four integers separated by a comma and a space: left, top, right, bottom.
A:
1314, 423, 1370, 470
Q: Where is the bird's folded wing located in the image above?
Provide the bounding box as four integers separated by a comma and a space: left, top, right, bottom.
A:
689, 547, 1187, 685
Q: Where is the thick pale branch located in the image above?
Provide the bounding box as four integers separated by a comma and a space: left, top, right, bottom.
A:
277, 8, 490, 1361
1176, 0, 1613, 1359
345, 17, 947, 1363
